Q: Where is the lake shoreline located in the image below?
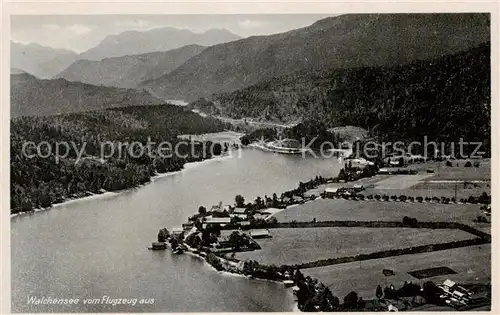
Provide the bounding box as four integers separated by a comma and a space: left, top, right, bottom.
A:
12, 141, 344, 313
180, 242, 300, 312
11, 150, 239, 219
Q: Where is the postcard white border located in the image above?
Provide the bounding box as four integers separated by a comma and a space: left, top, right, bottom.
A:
1, 1, 498, 314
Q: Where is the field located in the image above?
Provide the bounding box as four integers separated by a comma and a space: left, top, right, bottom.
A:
301, 244, 490, 300
276, 159, 491, 307
234, 227, 475, 266
305, 162, 490, 201
273, 199, 485, 225
416, 159, 490, 181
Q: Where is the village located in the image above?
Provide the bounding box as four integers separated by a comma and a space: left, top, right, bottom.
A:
149, 151, 491, 312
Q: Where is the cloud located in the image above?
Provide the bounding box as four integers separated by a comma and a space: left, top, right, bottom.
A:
66, 24, 92, 35
42, 24, 60, 31
238, 19, 270, 29
114, 19, 153, 30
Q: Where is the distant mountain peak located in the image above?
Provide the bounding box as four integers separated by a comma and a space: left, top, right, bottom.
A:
11, 41, 79, 78
202, 28, 238, 35
10, 68, 28, 75
79, 26, 240, 60
12, 40, 78, 54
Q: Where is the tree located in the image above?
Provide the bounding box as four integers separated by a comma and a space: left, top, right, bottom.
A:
255, 196, 263, 207
228, 231, 244, 250
422, 281, 442, 305
338, 168, 347, 181
295, 269, 305, 284
157, 228, 169, 242
376, 284, 383, 299
185, 233, 201, 248
235, 194, 245, 207
357, 297, 366, 309
303, 298, 316, 312
320, 287, 339, 311
343, 291, 359, 309
272, 193, 278, 206
198, 206, 207, 216
295, 281, 310, 308
330, 295, 340, 309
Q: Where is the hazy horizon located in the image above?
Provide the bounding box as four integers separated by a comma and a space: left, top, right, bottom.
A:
11, 14, 334, 53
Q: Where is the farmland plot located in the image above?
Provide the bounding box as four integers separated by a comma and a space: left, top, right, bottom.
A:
235, 227, 475, 266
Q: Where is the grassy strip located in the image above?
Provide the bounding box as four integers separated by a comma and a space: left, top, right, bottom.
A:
291, 237, 489, 270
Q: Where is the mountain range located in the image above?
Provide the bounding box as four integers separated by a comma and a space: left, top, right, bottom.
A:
10, 12, 491, 140
11, 42, 79, 79
11, 27, 240, 79
54, 44, 206, 88
142, 13, 490, 102
11, 72, 162, 117
78, 27, 240, 60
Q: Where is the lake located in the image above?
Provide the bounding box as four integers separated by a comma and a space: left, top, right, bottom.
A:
11, 135, 342, 313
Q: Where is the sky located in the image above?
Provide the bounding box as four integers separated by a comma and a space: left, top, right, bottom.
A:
11, 14, 334, 53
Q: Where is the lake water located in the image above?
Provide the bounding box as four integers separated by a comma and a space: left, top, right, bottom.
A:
11, 136, 342, 313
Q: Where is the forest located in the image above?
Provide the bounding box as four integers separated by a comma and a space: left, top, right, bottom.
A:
193, 43, 490, 148
10, 104, 231, 214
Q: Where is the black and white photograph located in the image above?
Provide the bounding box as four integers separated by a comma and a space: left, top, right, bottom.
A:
4, 3, 495, 313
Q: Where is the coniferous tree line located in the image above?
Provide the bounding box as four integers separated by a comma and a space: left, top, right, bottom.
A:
192, 44, 490, 150
10, 104, 231, 214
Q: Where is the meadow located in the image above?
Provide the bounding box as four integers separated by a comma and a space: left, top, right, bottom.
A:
301, 244, 490, 300
235, 227, 475, 266
272, 199, 483, 224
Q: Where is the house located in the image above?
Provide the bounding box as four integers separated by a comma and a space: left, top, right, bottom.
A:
239, 221, 251, 229
283, 280, 295, 288
252, 213, 268, 220
378, 168, 390, 174
282, 197, 291, 203
233, 207, 246, 214
205, 217, 231, 224
172, 227, 184, 236
182, 222, 194, 231
150, 242, 166, 250
324, 187, 341, 198
202, 217, 231, 229
250, 229, 271, 239
390, 159, 401, 166
348, 157, 374, 168
230, 213, 248, 220
439, 279, 472, 305
292, 195, 304, 203
353, 184, 364, 192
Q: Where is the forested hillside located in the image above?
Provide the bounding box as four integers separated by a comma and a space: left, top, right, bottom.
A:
144, 13, 490, 101
11, 73, 162, 117
55, 44, 206, 88
10, 105, 231, 214
191, 43, 490, 144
